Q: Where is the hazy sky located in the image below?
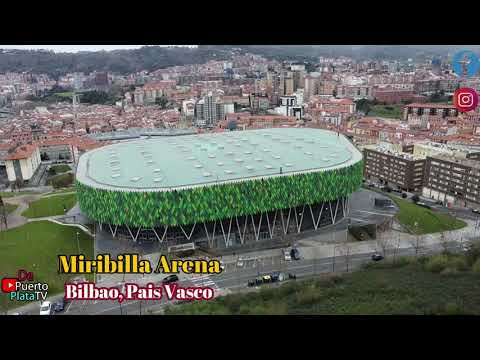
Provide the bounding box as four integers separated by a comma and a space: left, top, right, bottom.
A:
0, 45, 197, 53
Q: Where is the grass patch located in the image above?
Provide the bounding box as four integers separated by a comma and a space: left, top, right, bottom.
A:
54, 92, 74, 98
389, 195, 466, 234
369, 104, 403, 119
21, 193, 76, 218
0, 221, 93, 313
48, 173, 74, 189
49, 164, 71, 175
165, 260, 480, 315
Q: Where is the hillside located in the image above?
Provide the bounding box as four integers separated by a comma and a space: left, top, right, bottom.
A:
0, 46, 232, 78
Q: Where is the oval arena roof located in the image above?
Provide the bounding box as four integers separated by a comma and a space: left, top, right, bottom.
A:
76, 128, 363, 192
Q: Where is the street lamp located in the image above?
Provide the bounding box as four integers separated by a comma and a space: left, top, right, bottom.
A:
76, 231, 80, 253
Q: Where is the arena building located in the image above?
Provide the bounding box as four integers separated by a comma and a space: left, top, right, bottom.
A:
75, 128, 363, 250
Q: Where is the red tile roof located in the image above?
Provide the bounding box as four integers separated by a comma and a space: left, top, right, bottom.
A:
5, 144, 38, 161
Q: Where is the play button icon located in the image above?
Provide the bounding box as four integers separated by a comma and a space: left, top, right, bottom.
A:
1, 278, 17, 293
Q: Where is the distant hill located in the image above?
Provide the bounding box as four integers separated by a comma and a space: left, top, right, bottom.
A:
1, 45, 479, 78
0, 46, 232, 78
224, 45, 480, 62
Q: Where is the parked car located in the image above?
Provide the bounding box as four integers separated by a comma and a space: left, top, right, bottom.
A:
162, 275, 179, 284
283, 249, 292, 261
368, 183, 375, 188
262, 274, 272, 283
401, 193, 408, 199
255, 276, 263, 286
247, 279, 255, 287
417, 202, 431, 209
472, 208, 480, 214
39, 301, 52, 315
53, 298, 66, 312
290, 248, 300, 260
288, 273, 297, 280
371, 253, 384, 262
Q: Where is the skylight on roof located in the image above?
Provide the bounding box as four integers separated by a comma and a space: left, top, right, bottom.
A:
264, 165, 273, 169
273, 155, 281, 159
111, 174, 121, 178
227, 152, 233, 156
255, 158, 263, 162
263, 149, 270, 152
244, 151, 252, 155
153, 177, 163, 182
187, 156, 196, 160
224, 170, 233, 174
285, 163, 293, 167
203, 172, 212, 177
195, 164, 203, 168
130, 177, 142, 182
208, 154, 216, 158
235, 158, 244, 163
305, 152, 313, 156
217, 162, 224, 166
153, 168, 161, 173
245, 165, 254, 171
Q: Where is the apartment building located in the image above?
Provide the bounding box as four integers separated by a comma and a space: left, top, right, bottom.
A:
363, 144, 426, 192
4, 144, 41, 183
423, 155, 480, 207
403, 103, 459, 121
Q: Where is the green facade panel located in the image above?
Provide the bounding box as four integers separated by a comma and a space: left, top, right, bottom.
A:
76, 160, 363, 228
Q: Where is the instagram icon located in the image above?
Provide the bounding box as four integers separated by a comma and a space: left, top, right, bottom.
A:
454, 87, 478, 112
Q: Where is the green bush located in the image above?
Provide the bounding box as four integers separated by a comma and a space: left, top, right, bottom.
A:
465, 241, 480, 266
449, 256, 469, 271
472, 259, 480, 273
425, 254, 450, 273
296, 286, 323, 306
49, 173, 74, 189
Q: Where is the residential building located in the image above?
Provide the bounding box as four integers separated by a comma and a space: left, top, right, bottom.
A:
363, 143, 426, 192
4, 144, 41, 183
403, 103, 459, 121
423, 155, 480, 207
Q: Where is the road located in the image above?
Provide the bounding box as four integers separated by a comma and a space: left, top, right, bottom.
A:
17, 239, 467, 316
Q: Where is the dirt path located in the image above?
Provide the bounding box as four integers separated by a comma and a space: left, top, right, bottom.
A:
3, 194, 43, 230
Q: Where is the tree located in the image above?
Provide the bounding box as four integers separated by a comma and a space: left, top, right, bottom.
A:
375, 236, 391, 258
337, 241, 352, 272
439, 231, 450, 254
227, 120, 237, 131
355, 99, 372, 115
409, 232, 423, 258
155, 96, 168, 109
